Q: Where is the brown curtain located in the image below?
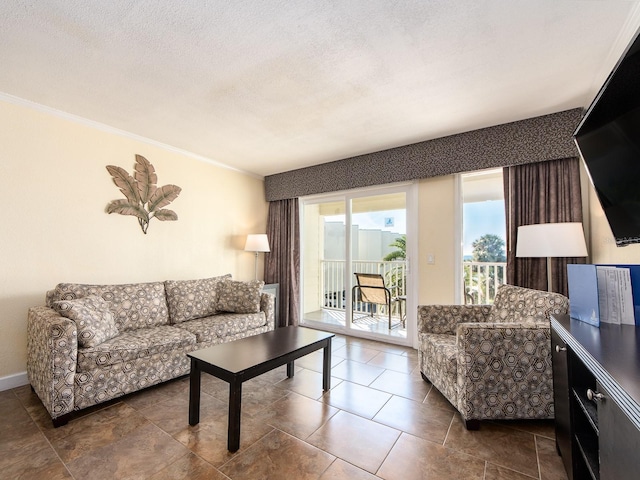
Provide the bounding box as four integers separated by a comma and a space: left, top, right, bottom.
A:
504, 157, 585, 295
265, 198, 300, 327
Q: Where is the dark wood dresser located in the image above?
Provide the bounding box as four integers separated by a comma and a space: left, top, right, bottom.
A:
551, 314, 640, 480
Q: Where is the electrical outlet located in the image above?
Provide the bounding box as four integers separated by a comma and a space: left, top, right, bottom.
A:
427, 254, 435, 265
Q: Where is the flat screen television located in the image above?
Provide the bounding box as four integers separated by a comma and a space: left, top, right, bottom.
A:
574, 28, 640, 246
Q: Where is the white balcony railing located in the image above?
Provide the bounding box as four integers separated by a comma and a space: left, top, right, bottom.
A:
321, 260, 407, 314
319, 260, 505, 313
463, 261, 506, 305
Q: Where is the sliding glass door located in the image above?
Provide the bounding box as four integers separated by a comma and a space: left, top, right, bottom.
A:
300, 184, 415, 344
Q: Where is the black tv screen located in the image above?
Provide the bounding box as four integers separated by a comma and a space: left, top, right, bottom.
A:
574, 29, 640, 246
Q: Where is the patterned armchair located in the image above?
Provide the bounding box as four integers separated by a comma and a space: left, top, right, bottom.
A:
417, 284, 569, 429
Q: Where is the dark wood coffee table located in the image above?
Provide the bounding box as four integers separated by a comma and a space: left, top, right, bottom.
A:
187, 326, 334, 451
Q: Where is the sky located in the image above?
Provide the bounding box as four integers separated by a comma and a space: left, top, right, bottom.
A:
463, 200, 506, 256
324, 203, 504, 257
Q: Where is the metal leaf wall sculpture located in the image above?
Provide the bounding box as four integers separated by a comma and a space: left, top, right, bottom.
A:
106, 155, 181, 234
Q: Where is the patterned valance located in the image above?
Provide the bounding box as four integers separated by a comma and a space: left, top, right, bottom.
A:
264, 108, 582, 201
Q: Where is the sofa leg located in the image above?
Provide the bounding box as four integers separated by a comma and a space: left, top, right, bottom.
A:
420, 372, 431, 384
52, 414, 70, 428
464, 419, 480, 430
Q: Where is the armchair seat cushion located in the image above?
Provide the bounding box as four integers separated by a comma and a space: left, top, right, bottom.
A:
77, 325, 196, 372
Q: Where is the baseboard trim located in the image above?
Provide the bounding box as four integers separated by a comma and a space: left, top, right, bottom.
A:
0, 371, 28, 391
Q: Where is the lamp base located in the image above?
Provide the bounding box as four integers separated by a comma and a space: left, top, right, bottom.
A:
254, 252, 259, 281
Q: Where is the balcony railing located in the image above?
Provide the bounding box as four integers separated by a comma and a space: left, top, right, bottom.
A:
321, 260, 407, 314
319, 260, 505, 312
463, 261, 506, 304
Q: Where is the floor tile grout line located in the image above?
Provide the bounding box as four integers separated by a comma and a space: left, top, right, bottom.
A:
442, 409, 455, 446
534, 434, 542, 480
9, 389, 77, 479
175, 446, 231, 480
216, 424, 279, 471
372, 428, 404, 478
438, 426, 540, 480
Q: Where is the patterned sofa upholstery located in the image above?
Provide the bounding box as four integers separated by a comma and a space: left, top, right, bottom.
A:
417, 284, 569, 429
27, 275, 275, 427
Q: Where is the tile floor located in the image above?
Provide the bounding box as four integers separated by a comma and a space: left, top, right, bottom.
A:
1, 333, 567, 479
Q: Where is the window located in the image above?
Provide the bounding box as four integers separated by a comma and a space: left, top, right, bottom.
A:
461, 169, 506, 304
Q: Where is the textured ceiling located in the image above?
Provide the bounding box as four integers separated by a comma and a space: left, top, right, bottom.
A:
1, 1, 640, 177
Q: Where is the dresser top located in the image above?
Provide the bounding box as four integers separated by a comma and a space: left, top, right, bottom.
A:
551, 314, 640, 428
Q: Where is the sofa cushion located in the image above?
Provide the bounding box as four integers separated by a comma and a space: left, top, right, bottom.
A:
51, 282, 170, 332
52, 295, 119, 348
488, 284, 569, 324
176, 312, 267, 343
76, 325, 196, 372
217, 279, 264, 314
165, 274, 231, 323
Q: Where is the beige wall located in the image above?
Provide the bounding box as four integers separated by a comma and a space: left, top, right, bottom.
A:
587, 180, 640, 263
302, 203, 322, 314
0, 99, 268, 381
417, 175, 457, 305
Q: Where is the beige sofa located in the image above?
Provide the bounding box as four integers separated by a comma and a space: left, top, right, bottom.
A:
27, 275, 275, 426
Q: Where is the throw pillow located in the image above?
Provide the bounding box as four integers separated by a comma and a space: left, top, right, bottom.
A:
217, 279, 264, 314
52, 295, 119, 348
165, 274, 232, 323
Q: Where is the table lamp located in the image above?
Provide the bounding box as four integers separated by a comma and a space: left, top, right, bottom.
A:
516, 222, 588, 291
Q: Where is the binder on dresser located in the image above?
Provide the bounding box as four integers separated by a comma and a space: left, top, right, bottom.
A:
567, 264, 600, 326
567, 264, 639, 326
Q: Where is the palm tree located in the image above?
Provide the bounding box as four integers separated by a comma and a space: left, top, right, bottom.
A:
383, 235, 407, 295
383, 235, 406, 261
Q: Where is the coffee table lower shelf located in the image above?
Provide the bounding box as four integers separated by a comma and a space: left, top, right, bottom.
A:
187, 326, 334, 452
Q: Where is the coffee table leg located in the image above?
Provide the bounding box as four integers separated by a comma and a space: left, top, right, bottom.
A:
228, 379, 242, 452
322, 338, 332, 391
188, 358, 201, 426
286, 361, 295, 378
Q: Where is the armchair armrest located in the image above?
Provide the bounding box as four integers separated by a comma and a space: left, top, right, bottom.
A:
455, 321, 553, 420
260, 292, 276, 330
417, 304, 491, 335
27, 306, 78, 420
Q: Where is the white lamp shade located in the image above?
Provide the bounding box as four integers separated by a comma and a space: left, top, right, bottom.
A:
244, 234, 270, 252
516, 222, 588, 258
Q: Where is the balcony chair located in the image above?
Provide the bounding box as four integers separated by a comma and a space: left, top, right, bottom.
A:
417, 284, 569, 430
352, 273, 403, 329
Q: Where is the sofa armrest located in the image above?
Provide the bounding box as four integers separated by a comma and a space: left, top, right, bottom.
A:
417, 304, 491, 335
27, 306, 78, 420
455, 321, 553, 420
260, 292, 276, 330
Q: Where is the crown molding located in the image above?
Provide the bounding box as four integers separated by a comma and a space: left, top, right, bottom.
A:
584, 4, 640, 108
0, 91, 263, 180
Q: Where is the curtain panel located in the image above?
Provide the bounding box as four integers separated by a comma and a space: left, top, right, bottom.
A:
504, 157, 585, 296
265, 198, 300, 327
